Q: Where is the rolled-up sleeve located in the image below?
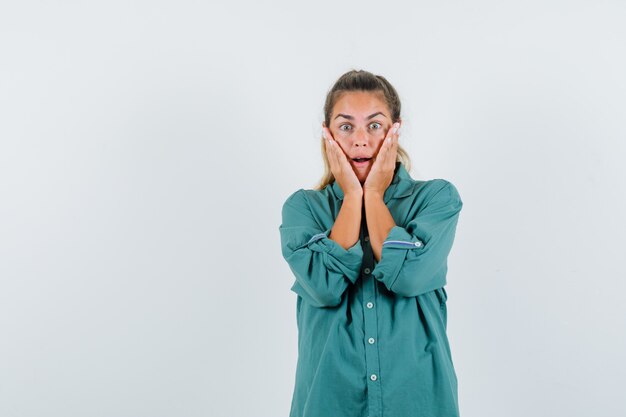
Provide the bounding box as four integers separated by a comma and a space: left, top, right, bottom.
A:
279, 189, 363, 308
371, 180, 463, 297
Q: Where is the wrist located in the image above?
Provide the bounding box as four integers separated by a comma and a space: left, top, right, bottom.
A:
363, 188, 384, 201
344, 191, 363, 202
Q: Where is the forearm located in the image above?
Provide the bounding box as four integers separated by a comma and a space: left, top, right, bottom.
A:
364, 190, 396, 261
329, 192, 362, 250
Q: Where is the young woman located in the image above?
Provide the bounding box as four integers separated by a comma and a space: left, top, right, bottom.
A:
279, 69, 463, 417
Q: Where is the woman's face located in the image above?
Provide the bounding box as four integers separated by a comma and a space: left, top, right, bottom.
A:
326, 91, 398, 183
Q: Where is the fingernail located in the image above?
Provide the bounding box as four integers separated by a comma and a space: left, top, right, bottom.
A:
322, 130, 326, 139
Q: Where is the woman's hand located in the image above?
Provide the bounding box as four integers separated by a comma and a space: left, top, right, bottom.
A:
322, 126, 363, 198
363, 122, 400, 197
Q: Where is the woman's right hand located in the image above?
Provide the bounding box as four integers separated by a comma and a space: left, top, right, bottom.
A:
322, 126, 363, 198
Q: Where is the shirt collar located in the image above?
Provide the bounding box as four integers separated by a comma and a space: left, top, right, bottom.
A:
331, 162, 414, 203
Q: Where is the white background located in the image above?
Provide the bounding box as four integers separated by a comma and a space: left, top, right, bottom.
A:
1, 1, 625, 416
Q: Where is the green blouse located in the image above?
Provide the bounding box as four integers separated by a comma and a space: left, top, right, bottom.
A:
279, 162, 463, 417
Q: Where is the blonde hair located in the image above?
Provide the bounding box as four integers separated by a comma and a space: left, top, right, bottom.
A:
314, 69, 412, 190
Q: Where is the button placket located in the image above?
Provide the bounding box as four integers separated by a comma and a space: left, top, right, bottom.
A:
361, 227, 383, 417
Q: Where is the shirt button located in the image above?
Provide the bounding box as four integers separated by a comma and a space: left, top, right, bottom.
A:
364, 268, 371, 274
370, 374, 377, 381
368, 337, 375, 344
364, 236, 369, 242
366, 302, 373, 308
415, 241, 422, 247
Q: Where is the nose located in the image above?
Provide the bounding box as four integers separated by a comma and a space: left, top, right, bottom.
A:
352, 126, 369, 148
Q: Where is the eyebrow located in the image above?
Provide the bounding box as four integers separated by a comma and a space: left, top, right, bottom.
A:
334, 111, 386, 121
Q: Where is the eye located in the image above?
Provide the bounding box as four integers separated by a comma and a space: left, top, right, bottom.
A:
339, 124, 352, 131
369, 122, 382, 129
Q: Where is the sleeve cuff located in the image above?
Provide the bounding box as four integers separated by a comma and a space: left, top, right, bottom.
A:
371, 226, 425, 291
305, 228, 364, 283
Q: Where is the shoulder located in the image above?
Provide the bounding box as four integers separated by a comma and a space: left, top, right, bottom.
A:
282, 187, 326, 206
281, 187, 332, 215
281, 188, 307, 216
411, 178, 463, 207
282, 188, 305, 206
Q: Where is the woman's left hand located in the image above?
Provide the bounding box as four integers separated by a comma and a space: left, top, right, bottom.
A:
363, 122, 400, 197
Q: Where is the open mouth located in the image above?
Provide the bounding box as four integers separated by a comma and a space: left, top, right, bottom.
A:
352, 157, 372, 162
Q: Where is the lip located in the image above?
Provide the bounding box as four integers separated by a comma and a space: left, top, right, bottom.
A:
352, 159, 372, 168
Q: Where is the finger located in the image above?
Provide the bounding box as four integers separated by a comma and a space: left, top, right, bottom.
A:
380, 125, 395, 159
329, 134, 351, 169
392, 123, 400, 156
392, 132, 399, 160
325, 129, 342, 166
371, 137, 386, 168
326, 138, 340, 173
323, 129, 338, 171
378, 123, 397, 170
388, 139, 398, 170
325, 130, 346, 176
335, 141, 352, 167
387, 122, 399, 145
324, 137, 333, 167
324, 127, 357, 179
